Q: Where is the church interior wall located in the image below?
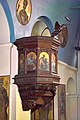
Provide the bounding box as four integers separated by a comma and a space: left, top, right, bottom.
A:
54, 89, 58, 120
0, 39, 79, 120
16, 86, 31, 120
66, 96, 78, 120
58, 61, 78, 120
0, 44, 10, 75
0, 42, 79, 120
0, 0, 80, 120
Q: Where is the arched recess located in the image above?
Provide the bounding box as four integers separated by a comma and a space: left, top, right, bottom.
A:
66, 78, 77, 120
31, 16, 54, 36
0, 0, 15, 43
67, 77, 75, 94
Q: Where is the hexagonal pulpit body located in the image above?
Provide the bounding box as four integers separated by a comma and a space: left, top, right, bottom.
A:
13, 36, 61, 111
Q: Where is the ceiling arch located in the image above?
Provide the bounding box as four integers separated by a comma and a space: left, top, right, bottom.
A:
0, 0, 15, 43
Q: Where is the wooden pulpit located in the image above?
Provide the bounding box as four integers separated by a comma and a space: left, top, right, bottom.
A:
13, 36, 61, 119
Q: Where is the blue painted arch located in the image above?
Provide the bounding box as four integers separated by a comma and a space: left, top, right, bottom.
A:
0, 0, 15, 43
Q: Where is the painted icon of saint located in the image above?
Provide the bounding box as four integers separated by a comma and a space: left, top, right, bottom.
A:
39, 52, 49, 71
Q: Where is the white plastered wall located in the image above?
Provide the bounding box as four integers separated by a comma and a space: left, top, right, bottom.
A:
58, 61, 78, 120
9, 44, 18, 120
0, 43, 18, 120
